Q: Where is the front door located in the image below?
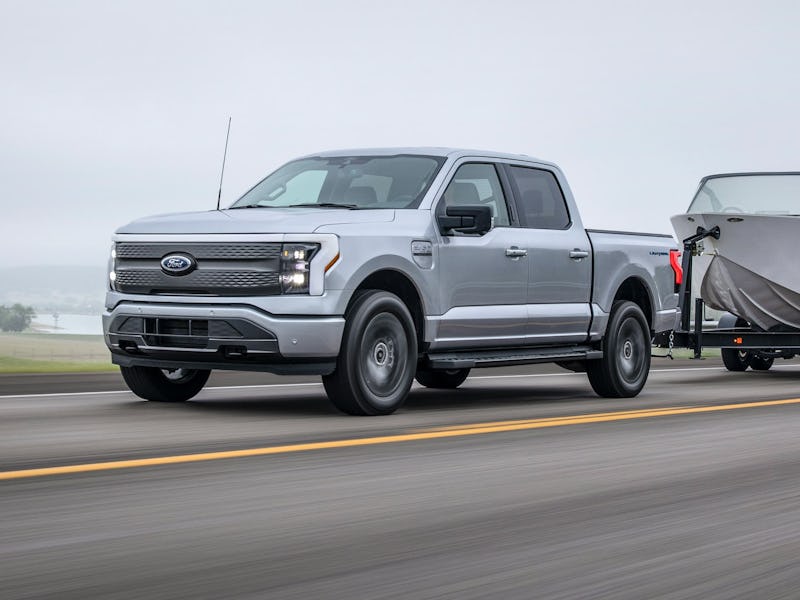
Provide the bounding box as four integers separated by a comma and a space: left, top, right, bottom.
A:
434, 162, 529, 349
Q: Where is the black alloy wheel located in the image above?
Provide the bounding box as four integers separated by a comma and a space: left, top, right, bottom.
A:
323, 290, 418, 415
587, 300, 651, 398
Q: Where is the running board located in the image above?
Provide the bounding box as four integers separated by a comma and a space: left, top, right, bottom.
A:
426, 346, 603, 370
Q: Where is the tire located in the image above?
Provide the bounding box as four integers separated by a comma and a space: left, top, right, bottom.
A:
721, 348, 750, 372
587, 300, 651, 398
718, 313, 753, 372
748, 354, 774, 371
323, 290, 418, 415
120, 366, 210, 402
415, 368, 471, 389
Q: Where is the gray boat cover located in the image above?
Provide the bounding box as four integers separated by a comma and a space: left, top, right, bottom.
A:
702, 255, 800, 331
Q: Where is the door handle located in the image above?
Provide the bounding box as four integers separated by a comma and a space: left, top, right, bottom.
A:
569, 249, 589, 260
505, 246, 528, 258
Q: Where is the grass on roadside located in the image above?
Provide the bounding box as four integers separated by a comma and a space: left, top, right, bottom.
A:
0, 332, 114, 373
0, 356, 116, 374
652, 347, 721, 359
0, 332, 109, 361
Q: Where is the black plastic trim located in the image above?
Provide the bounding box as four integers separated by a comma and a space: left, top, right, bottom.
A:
110, 350, 336, 376
586, 229, 674, 239
426, 345, 603, 369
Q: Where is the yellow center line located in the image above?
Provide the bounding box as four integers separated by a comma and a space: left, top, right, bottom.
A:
414, 405, 690, 432
1, 397, 799, 481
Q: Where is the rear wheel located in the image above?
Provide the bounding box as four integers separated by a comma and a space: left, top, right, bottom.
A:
748, 354, 774, 371
323, 290, 417, 415
415, 368, 471, 389
587, 300, 651, 398
120, 366, 210, 402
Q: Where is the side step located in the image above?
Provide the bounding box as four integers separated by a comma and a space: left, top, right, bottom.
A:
426, 345, 603, 370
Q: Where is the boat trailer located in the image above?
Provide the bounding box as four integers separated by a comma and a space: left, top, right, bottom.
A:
658, 227, 800, 363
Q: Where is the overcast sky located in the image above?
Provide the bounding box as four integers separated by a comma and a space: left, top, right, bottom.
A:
1, 0, 798, 268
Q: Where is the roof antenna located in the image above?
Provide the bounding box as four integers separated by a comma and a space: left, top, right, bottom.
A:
216, 117, 232, 210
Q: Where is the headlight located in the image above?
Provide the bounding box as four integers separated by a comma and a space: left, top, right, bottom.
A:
280, 243, 318, 294
109, 243, 117, 290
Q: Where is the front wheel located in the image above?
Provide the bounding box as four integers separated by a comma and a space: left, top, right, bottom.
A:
323, 290, 418, 415
415, 368, 471, 389
587, 300, 651, 398
120, 366, 210, 402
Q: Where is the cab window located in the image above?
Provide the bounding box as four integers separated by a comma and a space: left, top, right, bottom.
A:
439, 163, 510, 228
508, 166, 570, 230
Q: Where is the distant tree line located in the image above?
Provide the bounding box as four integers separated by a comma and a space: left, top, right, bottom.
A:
0, 304, 36, 332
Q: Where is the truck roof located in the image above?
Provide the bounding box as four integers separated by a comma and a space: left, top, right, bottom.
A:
299, 147, 557, 167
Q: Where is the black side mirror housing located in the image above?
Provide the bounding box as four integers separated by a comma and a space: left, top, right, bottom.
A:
438, 205, 492, 236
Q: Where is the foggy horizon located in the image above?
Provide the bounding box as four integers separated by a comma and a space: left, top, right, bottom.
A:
3, 1, 800, 268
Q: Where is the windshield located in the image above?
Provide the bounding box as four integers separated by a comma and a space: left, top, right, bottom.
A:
689, 174, 800, 215
230, 154, 445, 209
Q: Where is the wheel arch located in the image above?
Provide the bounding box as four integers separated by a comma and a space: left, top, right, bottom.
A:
612, 277, 655, 332
348, 268, 426, 352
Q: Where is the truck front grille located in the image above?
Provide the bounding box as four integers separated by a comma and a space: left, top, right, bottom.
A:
115, 243, 281, 260
114, 270, 280, 295
114, 242, 282, 296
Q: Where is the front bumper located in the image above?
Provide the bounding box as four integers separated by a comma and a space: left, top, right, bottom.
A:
103, 302, 345, 374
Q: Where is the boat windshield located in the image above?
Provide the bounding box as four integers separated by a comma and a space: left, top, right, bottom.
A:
229, 154, 445, 210
689, 174, 800, 215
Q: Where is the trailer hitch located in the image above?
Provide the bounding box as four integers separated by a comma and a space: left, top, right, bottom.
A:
677, 226, 720, 333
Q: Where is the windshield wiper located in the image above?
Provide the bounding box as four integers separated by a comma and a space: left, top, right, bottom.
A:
286, 202, 360, 209
228, 202, 361, 210
226, 204, 276, 210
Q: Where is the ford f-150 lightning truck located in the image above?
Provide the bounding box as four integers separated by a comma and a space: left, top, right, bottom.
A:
104, 148, 680, 415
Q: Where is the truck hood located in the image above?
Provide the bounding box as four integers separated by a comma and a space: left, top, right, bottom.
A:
115, 208, 396, 235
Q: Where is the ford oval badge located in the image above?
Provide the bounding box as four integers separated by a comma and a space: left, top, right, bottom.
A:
160, 254, 196, 275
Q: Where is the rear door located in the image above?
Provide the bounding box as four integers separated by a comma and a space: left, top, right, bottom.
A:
503, 164, 593, 344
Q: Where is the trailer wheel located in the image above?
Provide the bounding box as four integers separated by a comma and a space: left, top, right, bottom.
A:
721, 349, 750, 372
587, 300, 651, 398
322, 290, 417, 415
120, 366, 210, 402
718, 313, 752, 372
748, 355, 774, 371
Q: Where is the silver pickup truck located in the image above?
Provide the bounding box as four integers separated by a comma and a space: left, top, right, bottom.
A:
104, 148, 680, 415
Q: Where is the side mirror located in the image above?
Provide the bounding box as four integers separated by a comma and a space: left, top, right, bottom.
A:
438, 205, 492, 236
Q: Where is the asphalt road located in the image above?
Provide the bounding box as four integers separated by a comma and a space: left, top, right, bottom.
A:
2, 359, 800, 599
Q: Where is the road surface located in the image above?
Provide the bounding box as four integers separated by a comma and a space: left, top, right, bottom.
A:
2, 360, 799, 599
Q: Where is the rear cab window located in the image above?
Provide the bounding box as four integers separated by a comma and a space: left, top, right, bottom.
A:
506, 165, 571, 230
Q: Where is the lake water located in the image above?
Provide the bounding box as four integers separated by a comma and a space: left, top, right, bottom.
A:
34, 314, 104, 336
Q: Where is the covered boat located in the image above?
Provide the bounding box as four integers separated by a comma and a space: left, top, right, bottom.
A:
671, 173, 800, 331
